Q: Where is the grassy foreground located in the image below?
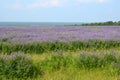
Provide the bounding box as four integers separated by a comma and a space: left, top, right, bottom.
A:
32, 50, 120, 80
1, 49, 120, 80
0, 40, 120, 79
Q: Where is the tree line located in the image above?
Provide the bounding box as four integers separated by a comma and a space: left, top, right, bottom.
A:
74, 21, 120, 26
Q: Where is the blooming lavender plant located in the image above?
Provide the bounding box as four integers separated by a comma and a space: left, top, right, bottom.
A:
0, 26, 120, 43
0, 52, 39, 78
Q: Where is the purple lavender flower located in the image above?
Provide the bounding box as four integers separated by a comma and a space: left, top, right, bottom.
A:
0, 26, 120, 43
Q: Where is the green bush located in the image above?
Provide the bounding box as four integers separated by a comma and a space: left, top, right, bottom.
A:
39, 55, 75, 72
103, 53, 118, 65
76, 53, 103, 69
76, 52, 119, 69
110, 63, 120, 75
110, 55, 120, 75
0, 52, 40, 78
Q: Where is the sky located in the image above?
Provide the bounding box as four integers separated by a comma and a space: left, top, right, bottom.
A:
0, 0, 120, 22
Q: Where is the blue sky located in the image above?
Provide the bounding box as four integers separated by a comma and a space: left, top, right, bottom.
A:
0, 0, 120, 22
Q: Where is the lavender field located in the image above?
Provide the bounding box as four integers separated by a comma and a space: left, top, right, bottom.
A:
1, 26, 120, 80
0, 26, 120, 43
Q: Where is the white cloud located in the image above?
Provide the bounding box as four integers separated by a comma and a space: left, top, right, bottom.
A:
12, 0, 22, 9
27, 0, 63, 9
77, 0, 109, 3
11, 0, 110, 10
98, 0, 108, 3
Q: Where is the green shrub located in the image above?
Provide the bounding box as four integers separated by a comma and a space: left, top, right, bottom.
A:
110, 55, 120, 75
0, 52, 40, 78
110, 63, 120, 75
76, 52, 119, 69
103, 53, 117, 65
76, 53, 103, 69
1, 38, 9, 42
39, 55, 75, 72
1, 44, 12, 54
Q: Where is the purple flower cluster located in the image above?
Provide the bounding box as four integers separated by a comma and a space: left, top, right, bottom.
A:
0, 52, 30, 61
0, 26, 120, 43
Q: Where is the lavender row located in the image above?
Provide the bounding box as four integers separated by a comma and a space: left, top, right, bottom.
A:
0, 26, 120, 43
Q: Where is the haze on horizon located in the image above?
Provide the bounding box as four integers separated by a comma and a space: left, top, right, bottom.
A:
0, 0, 120, 22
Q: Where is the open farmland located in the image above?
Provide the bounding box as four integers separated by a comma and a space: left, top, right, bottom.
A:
0, 26, 120, 43
0, 26, 120, 80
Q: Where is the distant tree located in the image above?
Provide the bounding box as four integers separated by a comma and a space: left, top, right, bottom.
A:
105, 21, 113, 25
79, 21, 120, 26
117, 21, 120, 25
